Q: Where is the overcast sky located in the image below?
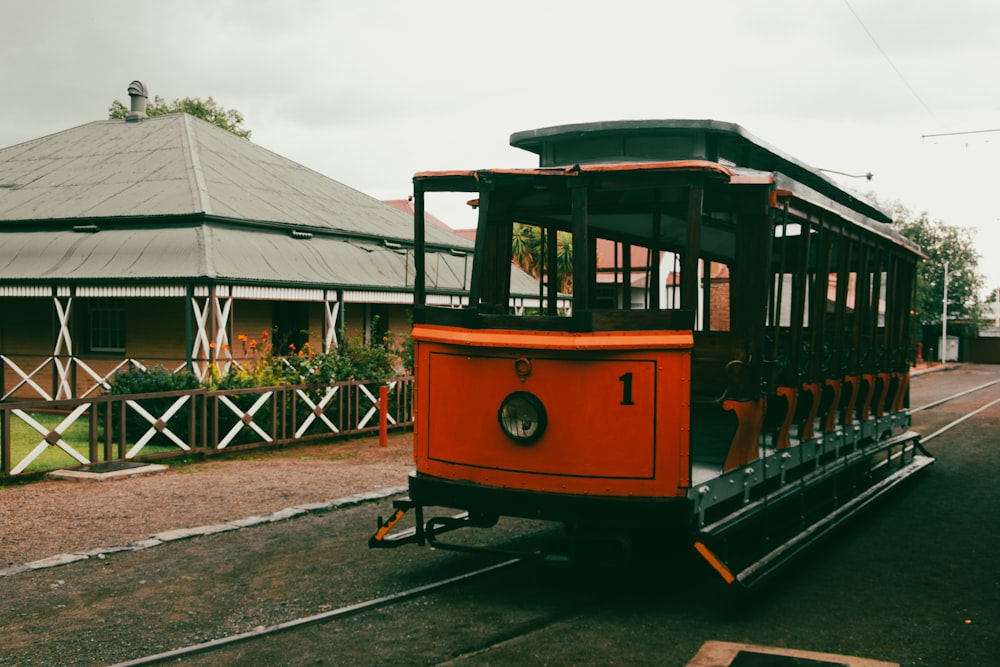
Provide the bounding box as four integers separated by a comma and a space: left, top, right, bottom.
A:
3, 0, 999, 291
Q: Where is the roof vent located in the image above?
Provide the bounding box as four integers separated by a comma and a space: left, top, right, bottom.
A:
290, 230, 313, 240
125, 80, 148, 122
73, 224, 100, 233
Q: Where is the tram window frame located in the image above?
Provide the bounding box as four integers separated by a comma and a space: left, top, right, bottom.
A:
875, 270, 888, 328
703, 259, 732, 332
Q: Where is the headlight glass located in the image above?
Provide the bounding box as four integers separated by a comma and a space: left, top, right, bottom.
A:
498, 391, 547, 443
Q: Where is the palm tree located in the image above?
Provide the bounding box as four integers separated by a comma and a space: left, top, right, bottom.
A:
511, 223, 573, 293
511, 223, 541, 277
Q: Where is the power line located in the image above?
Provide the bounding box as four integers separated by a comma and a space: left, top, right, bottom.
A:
922, 127, 1000, 139
842, 0, 935, 116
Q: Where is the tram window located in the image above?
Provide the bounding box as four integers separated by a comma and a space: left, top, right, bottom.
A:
774, 222, 803, 237
510, 222, 570, 316
825, 273, 838, 315
845, 273, 857, 312
594, 238, 665, 312
770, 273, 794, 327
875, 271, 887, 327
705, 261, 731, 332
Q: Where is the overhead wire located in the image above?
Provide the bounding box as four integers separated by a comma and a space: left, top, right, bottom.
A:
841, 0, 935, 116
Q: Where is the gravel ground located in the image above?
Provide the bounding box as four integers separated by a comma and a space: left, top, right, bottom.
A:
0, 432, 414, 571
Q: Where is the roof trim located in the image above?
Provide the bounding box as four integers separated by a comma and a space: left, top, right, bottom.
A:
414, 159, 733, 183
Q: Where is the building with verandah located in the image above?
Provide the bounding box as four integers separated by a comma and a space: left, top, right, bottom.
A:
0, 81, 538, 400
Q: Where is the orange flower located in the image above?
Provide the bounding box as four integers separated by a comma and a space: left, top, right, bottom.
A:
237, 334, 248, 343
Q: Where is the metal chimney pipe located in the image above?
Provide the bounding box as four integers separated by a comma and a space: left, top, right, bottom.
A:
126, 80, 148, 121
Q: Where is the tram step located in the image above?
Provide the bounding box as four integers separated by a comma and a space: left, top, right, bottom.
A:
694, 447, 934, 588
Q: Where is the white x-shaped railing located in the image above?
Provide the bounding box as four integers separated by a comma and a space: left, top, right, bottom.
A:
294, 385, 340, 438
217, 392, 273, 449
1, 355, 54, 401
124, 395, 194, 459
9, 405, 91, 474
357, 381, 398, 429
75, 358, 152, 398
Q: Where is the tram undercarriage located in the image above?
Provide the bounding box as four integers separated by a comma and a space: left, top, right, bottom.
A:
370, 417, 932, 588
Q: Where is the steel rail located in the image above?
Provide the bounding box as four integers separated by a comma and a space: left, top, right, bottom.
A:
909, 378, 1000, 413
921, 396, 1000, 444
109, 558, 521, 667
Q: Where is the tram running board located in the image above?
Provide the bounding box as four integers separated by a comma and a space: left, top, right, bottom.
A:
694, 436, 933, 588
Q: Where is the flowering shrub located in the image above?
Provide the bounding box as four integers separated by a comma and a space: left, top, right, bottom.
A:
107, 330, 405, 397
212, 329, 403, 390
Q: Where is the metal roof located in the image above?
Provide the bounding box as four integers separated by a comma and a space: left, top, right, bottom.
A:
0, 114, 467, 245
0, 112, 505, 293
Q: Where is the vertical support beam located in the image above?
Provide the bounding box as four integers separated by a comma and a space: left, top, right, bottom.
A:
809, 220, 832, 379
701, 259, 711, 330
681, 187, 703, 311
185, 285, 195, 375
651, 210, 662, 310
209, 285, 220, 375
413, 180, 426, 308
787, 219, 812, 384
52, 289, 74, 399
622, 242, 632, 310
337, 289, 345, 346
468, 187, 493, 309
324, 291, 341, 353
213, 289, 233, 376
546, 226, 559, 315
571, 185, 590, 313
190, 292, 211, 381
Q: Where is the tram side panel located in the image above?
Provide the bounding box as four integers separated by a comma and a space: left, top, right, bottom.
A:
412, 326, 693, 507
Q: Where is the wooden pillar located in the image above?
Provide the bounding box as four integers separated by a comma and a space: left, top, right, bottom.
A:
681, 187, 703, 311
572, 186, 590, 312
413, 180, 426, 307
52, 288, 74, 399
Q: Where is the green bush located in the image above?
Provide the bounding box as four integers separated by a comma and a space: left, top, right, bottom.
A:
107, 365, 201, 395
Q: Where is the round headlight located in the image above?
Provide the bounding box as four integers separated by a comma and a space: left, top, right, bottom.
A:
498, 391, 547, 443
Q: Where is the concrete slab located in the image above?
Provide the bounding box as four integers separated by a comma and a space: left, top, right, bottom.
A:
47, 462, 168, 481
686, 641, 899, 667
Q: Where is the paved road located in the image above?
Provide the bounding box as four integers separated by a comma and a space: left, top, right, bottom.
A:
2, 365, 997, 666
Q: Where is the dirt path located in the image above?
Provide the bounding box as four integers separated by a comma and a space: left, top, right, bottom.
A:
1, 432, 414, 570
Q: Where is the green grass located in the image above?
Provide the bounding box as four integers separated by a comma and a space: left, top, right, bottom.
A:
6, 411, 94, 473
5, 411, 178, 475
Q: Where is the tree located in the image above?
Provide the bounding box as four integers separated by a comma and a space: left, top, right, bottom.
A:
885, 200, 984, 329
511, 222, 573, 293
108, 95, 251, 139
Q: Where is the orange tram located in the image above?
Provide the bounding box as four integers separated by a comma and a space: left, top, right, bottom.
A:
370, 119, 933, 587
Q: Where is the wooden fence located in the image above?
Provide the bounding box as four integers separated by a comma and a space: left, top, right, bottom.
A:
1, 377, 414, 481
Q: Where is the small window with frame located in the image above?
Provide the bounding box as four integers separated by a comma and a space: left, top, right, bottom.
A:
87, 299, 126, 353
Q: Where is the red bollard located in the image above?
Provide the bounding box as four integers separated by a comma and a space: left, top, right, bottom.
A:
379, 385, 388, 447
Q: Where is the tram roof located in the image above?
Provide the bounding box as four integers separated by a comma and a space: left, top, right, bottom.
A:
508, 118, 889, 219
415, 162, 920, 257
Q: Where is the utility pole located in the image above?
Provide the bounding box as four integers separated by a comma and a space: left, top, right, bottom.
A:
940, 262, 960, 363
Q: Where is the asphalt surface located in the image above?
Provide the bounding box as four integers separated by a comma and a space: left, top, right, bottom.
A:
1, 364, 997, 666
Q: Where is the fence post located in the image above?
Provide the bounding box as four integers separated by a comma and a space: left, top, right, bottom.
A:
379, 385, 388, 447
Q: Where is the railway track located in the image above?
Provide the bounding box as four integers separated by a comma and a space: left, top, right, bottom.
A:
111, 370, 1000, 667
910, 375, 1000, 443
111, 559, 523, 666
